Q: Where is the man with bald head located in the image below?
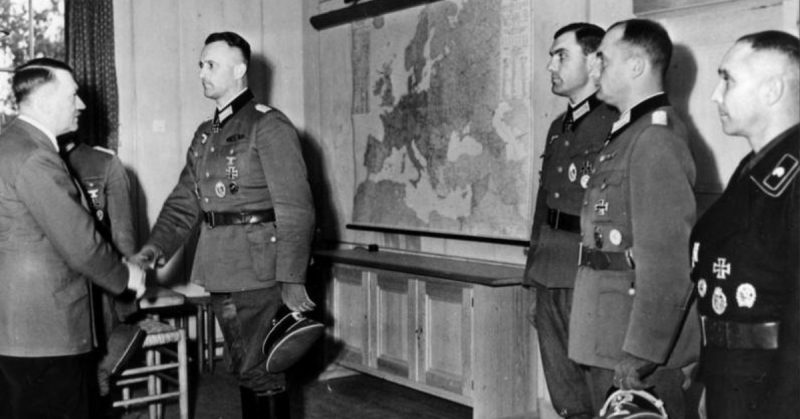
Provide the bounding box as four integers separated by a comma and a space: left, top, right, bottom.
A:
130, 32, 315, 418
690, 30, 799, 419
568, 19, 699, 417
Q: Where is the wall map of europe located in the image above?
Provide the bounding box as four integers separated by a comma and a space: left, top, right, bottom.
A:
351, 0, 533, 239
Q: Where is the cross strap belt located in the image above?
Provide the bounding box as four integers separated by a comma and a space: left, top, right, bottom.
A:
203, 209, 275, 228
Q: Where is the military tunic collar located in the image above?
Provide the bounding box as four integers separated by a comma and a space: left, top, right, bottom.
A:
212, 89, 255, 132
605, 93, 670, 146
747, 124, 800, 198
563, 93, 601, 132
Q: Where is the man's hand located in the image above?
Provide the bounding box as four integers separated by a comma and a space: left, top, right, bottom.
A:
129, 244, 165, 270
613, 353, 657, 390
124, 260, 147, 299
281, 283, 315, 313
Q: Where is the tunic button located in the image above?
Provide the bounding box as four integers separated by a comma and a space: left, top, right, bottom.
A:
564, 140, 570, 147
229, 149, 235, 155
584, 150, 589, 155
270, 236, 277, 243
205, 172, 210, 178
554, 192, 560, 199
601, 182, 607, 190
583, 200, 588, 206
557, 166, 563, 173
203, 197, 209, 203
193, 152, 199, 158
210, 146, 215, 152
599, 155, 606, 162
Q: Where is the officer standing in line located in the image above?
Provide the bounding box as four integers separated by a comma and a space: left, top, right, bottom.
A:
523, 22, 616, 419
691, 30, 799, 419
130, 32, 315, 419
62, 139, 139, 396
567, 19, 700, 418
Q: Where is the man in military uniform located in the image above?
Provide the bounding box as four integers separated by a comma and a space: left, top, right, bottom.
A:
524, 22, 616, 419
130, 32, 315, 418
691, 30, 799, 419
62, 140, 139, 396
568, 20, 700, 418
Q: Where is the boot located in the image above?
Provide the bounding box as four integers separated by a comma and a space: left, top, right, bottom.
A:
240, 386, 291, 419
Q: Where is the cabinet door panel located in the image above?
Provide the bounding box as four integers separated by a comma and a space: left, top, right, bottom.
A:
375, 273, 412, 377
332, 265, 368, 365
419, 280, 472, 396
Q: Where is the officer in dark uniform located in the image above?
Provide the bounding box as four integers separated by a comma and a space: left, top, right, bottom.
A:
131, 32, 315, 419
523, 22, 615, 419
568, 20, 699, 419
62, 140, 139, 396
691, 30, 799, 419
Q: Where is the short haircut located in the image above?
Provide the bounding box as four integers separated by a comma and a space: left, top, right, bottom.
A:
737, 30, 800, 71
609, 19, 672, 76
554, 22, 605, 55
12, 57, 74, 104
205, 31, 251, 65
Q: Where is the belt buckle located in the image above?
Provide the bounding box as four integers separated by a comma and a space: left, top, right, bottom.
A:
207, 212, 216, 228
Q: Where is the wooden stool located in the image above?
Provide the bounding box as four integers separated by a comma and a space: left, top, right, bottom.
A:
113, 318, 189, 419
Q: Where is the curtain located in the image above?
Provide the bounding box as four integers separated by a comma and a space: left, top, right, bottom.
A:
65, 0, 119, 150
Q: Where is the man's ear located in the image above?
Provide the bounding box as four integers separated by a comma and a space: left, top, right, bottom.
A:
629, 55, 645, 79
234, 62, 247, 81
760, 75, 784, 107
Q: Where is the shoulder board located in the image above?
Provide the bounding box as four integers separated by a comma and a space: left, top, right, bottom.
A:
651, 110, 668, 126
752, 153, 799, 197
92, 145, 116, 156
255, 104, 272, 113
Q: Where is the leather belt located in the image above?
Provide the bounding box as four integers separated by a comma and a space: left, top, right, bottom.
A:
203, 209, 275, 228
547, 208, 581, 233
700, 316, 779, 350
578, 245, 634, 271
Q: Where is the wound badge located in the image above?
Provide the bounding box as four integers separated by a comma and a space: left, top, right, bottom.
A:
214, 181, 227, 198
580, 175, 590, 189
568, 163, 578, 182
594, 227, 604, 249
712, 287, 727, 315
609, 229, 622, 246
697, 278, 707, 297
229, 182, 239, 194
736, 283, 756, 308
96, 209, 104, 222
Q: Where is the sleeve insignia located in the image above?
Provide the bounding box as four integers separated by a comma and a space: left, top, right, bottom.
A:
255, 104, 272, 113
651, 110, 667, 126
751, 153, 799, 197
92, 145, 116, 155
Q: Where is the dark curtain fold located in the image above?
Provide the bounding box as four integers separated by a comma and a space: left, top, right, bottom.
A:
65, 0, 119, 150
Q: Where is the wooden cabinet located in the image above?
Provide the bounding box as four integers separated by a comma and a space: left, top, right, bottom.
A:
317, 249, 536, 419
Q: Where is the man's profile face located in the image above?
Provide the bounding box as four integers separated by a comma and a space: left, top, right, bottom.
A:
596, 26, 629, 110
547, 31, 592, 100
711, 42, 763, 138
45, 69, 85, 136
199, 41, 245, 103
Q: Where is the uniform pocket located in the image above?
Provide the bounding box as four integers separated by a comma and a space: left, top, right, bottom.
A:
245, 223, 277, 281
595, 273, 634, 359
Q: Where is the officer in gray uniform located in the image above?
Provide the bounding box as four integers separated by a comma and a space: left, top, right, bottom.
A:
524, 22, 615, 419
691, 30, 799, 419
131, 32, 315, 419
568, 20, 700, 419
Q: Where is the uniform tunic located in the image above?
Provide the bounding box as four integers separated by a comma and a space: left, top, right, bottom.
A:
568, 94, 700, 418
147, 89, 315, 292
569, 94, 699, 370
146, 89, 314, 392
690, 125, 799, 419
524, 94, 616, 418
525, 94, 617, 288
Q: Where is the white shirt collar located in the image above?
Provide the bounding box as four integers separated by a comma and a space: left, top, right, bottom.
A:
17, 114, 59, 151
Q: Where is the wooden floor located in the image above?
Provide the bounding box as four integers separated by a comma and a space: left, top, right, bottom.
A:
119, 369, 473, 419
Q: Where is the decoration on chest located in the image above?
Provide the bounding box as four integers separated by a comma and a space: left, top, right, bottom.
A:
753, 153, 799, 198
87, 187, 101, 208
215, 181, 226, 198
736, 283, 756, 308
580, 161, 593, 189
594, 199, 608, 216
594, 227, 604, 249
609, 229, 622, 246
201, 132, 209, 145
692, 242, 700, 269
226, 156, 239, 180
712, 287, 727, 315
697, 279, 707, 297
712, 257, 731, 280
